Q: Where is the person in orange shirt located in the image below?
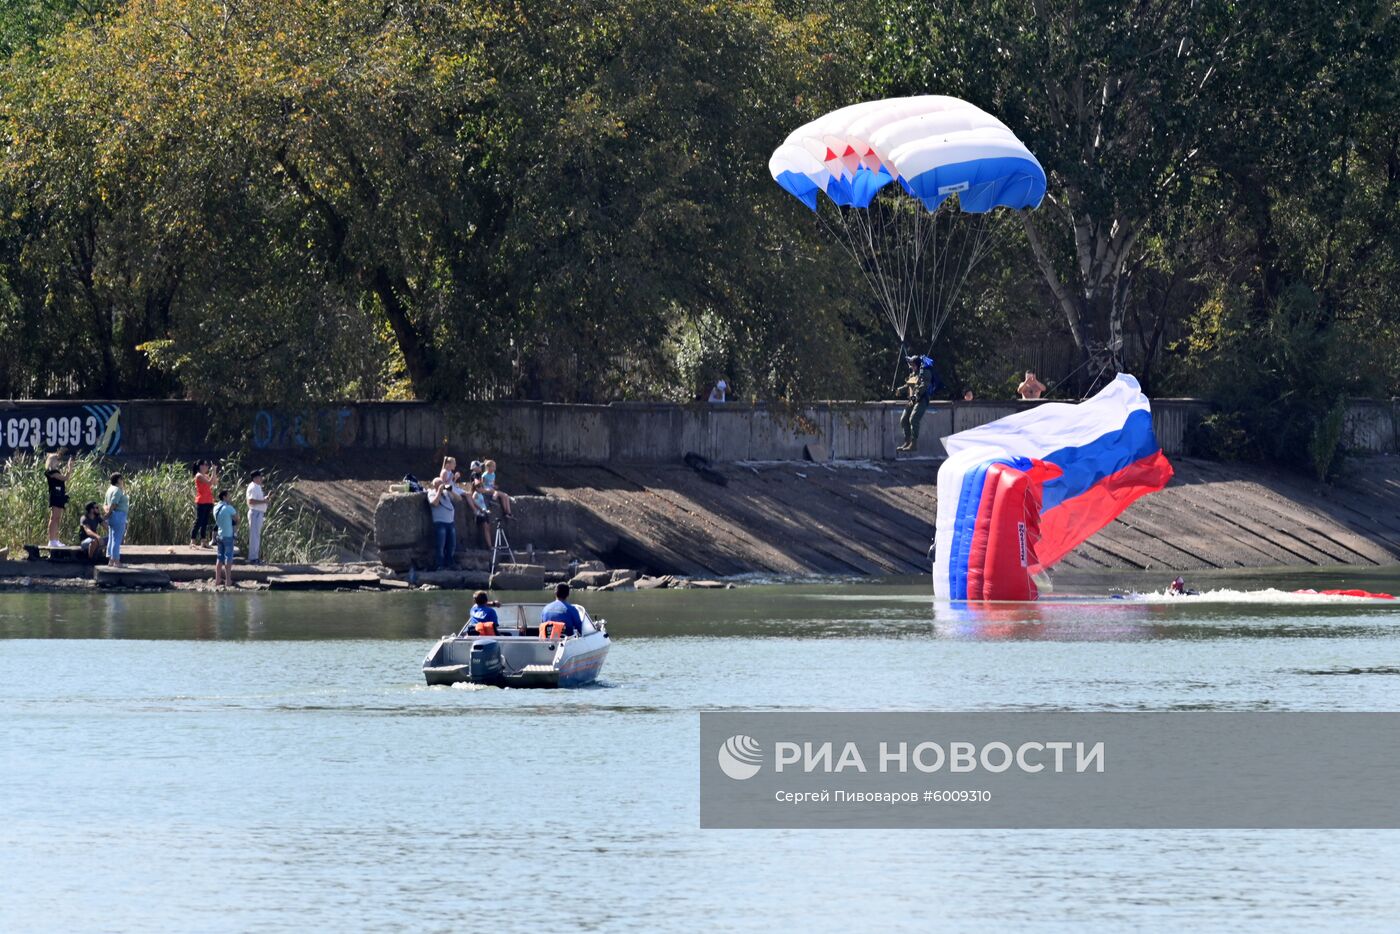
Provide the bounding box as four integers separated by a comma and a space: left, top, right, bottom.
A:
190, 460, 218, 548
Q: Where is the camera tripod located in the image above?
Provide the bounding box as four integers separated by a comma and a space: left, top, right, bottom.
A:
489, 507, 515, 577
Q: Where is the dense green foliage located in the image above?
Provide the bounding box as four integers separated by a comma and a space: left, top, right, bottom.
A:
0, 0, 863, 404
1, 0, 1397, 476
862, 0, 1399, 473
0, 452, 342, 561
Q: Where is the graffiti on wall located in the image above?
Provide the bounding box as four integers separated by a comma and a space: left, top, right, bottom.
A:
252, 408, 356, 450
1, 404, 122, 456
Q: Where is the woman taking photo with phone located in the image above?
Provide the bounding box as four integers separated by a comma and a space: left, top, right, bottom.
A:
44, 451, 72, 548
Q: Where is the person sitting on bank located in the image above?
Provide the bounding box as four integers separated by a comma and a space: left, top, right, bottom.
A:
707, 378, 728, 403
1017, 371, 1047, 400
481, 459, 514, 520
541, 582, 584, 637
460, 590, 504, 636
439, 455, 469, 495
78, 502, 107, 561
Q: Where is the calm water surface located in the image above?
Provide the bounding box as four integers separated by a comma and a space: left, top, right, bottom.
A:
3, 566, 1400, 933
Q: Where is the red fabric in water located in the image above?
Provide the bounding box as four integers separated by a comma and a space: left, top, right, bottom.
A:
1294, 588, 1395, 600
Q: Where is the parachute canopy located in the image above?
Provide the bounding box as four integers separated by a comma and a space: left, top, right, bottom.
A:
768, 96, 1046, 214
933, 375, 1175, 601
768, 96, 1046, 359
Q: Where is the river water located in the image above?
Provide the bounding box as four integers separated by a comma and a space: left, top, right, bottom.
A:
4, 567, 1400, 932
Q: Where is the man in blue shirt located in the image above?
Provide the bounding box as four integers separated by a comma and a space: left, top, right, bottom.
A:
540, 583, 584, 636
460, 590, 502, 636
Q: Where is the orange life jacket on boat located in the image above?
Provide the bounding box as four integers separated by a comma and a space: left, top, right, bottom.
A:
540, 621, 566, 642
475, 621, 497, 636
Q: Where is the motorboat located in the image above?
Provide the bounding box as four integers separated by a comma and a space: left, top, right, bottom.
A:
422, 603, 610, 688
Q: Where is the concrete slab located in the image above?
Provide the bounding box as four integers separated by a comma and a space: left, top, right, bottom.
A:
0, 560, 93, 579
266, 572, 381, 591
95, 567, 171, 588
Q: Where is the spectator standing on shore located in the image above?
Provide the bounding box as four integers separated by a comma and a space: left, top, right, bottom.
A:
708, 379, 728, 403
246, 470, 269, 564
44, 451, 71, 547
481, 459, 514, 520
190, 460, 217, 548
212, 489, 238, 589
78, 502, 106, 561
103, 473, 128, 567
1017, 371, 1046, 400
427, 477, 457, 571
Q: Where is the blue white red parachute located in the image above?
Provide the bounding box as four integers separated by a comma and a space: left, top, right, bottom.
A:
767, 95, 1046, 362
933, 375, 1175, 601
768, 95, 1046, 213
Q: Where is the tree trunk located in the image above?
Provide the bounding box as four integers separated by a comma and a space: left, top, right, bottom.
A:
369, 267, 435, 397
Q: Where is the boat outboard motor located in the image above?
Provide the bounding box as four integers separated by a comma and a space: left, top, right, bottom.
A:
469, 638, 505, 686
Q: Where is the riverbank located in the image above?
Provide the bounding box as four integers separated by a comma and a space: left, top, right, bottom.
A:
6, 453, 1396, 592
295, 453, 1400, 578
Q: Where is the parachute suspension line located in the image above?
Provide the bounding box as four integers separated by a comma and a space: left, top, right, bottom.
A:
890, 339, 908, 397
821, 205, 909, 343
925, 209, 1006, 354
894, 197, 925, 346
814, 193, 1010, 365
866, 203, 910, 341
769, 94, 1047, 385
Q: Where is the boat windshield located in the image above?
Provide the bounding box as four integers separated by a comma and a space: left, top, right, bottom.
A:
487, 603, 599, 636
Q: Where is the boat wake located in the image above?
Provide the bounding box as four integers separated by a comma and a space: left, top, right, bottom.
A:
1107, 587, 1395, 605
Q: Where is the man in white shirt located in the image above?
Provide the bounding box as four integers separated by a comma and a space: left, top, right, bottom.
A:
246, 470, 269, 564
707, 379, 728, 403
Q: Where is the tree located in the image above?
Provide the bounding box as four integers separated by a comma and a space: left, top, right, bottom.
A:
868, 0, 1243, 383
0, 0, 112, 57
1, 0, 864, 404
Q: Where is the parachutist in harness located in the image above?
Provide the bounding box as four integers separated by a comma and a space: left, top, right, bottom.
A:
897, 355, 940, 452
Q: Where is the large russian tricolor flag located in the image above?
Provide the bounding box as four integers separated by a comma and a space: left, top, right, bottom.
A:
933, 374, 1174, 599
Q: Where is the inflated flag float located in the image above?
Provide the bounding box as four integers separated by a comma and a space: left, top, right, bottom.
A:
933, 374, 1175, 601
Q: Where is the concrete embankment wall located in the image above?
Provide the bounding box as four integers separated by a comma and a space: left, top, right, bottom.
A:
3, 397, 1397, 462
